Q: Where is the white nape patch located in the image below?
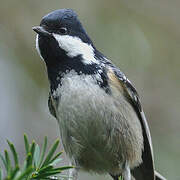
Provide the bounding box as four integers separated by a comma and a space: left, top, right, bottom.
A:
53, 34, 98, 64
36, 35, 44, 60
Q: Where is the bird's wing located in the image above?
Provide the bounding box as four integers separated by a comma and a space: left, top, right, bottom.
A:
48, 93, 58, 119
108, 66, 156, 180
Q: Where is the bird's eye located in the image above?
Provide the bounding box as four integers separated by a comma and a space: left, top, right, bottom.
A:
59, 27, 68, 35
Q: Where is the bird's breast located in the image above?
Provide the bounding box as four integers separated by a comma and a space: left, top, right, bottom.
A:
52, 72, 143, 173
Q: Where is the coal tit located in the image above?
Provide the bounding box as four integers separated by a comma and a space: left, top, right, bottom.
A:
33, 9, 166, 180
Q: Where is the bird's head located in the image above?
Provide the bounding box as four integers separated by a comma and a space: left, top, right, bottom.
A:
33, 9, 105, 91
33, 9, 99, 67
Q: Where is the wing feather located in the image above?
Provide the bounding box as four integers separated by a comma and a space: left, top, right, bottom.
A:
111, 67, 155, 180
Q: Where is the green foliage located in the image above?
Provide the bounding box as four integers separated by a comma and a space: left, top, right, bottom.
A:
0, 134, 72, 180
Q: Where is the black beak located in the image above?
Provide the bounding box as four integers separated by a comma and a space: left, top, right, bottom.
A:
32, 26, 52, 37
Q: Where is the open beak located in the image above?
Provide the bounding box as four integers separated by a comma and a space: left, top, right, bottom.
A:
32, 26, 52, 37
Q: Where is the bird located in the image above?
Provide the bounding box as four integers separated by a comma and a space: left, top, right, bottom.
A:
33, 9, 166, 180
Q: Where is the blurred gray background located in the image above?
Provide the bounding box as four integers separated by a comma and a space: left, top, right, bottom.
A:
0, 0, 179, 179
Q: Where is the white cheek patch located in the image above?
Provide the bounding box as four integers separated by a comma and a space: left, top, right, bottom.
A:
53, 34, 98, 65
36, 35, 44, 60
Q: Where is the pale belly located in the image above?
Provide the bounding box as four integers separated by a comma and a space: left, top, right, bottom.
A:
54, 74, 143, 174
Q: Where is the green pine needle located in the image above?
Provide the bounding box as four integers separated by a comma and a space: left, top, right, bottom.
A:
26, 153, 33, 168
7, 140, 19, 167
38, 136, 47, 168
29, 141, 36, 161
4, 150, 11, 176
24, 134, 29, 154
10, 166, 19, 179
37, 165, 53, 174
41, 139, 59, 167
0, 135, 71, 180
34, 145, 40, 168
49, 152, 63, 165
15, 166, 33, 180
0, 153, 7, 171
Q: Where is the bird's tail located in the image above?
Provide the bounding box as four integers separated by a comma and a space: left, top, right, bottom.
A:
155, 171, 167, 180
